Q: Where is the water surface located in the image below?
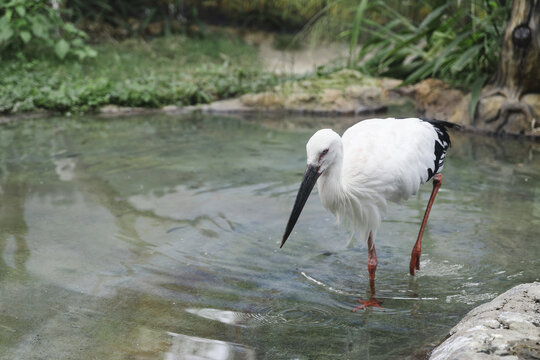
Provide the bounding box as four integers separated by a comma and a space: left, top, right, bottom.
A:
0, 114, 539, 359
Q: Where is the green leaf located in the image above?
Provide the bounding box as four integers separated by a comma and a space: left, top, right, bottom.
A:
0, 16, 14, 43
19, 30, 31, 43
379, 2, 416, 32
63, 23, 78, 34
71, 38, 84, 47
451, 44, 482, 72
418, 3, 450, 30
469, 74, 488, 122
348, 0, 368, 66
15, 6, 26, 17
55, 39, 70, 59
432, 32, 470, 73
86, 47, 97, 58
30, 15, 49, 38
403, 61, 435, 85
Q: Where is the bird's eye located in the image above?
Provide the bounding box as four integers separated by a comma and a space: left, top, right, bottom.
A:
322, 149, 329, 156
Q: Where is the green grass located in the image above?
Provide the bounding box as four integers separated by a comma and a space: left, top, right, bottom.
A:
339, 0, 510, 88
0, 34, 281, 114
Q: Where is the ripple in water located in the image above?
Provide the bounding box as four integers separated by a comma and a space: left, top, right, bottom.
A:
300, 271, 439, 302
300, 271, 356, 296
186, 307, 288, 326
261, 303, 337, 328
415, 259, 464, 277
445, 291, 498, 305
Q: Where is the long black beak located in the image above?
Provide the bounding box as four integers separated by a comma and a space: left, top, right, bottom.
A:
281, 164, 321, 248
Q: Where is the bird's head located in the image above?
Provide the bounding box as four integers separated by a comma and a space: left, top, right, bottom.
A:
281, 129, 342, 248
306, 129, 342, 174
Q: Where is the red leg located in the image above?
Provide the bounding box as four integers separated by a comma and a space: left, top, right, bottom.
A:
410, 173, 442, 276
367, 231, 377, 281
353, 232, 383, 311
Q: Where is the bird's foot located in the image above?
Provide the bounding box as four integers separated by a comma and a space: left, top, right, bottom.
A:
352, 297, 383, 312
409, 250, 421, 276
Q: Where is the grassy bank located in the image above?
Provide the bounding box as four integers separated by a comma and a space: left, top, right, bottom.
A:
0, 34, 281, 114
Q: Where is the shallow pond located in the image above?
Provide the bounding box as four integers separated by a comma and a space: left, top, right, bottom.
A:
0, 113, 539, 359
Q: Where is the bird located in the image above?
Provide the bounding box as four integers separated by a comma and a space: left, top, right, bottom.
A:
280, 117, 458, 310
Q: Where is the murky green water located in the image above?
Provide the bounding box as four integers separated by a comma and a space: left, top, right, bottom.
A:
0, 114, 539, 359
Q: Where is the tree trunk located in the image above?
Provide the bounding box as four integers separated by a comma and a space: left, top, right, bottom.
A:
475, 0, 540, 135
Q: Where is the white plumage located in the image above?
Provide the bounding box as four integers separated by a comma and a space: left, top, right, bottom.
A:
314, 118, 446, 239
281, 117, 456, 309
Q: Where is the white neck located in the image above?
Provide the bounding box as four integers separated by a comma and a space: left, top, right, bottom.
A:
315, 136, 387, 240
317, 142, 344, 212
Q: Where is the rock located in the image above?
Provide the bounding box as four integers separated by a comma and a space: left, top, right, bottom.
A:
449, 94, 472, 129
99, 105, 152, 115
241, 92, 284, 108
161, 105, 181, 113
99, 105, 124, 114
320, 89, 343, 104
179, 69, 405, 116
333, 68, 366, 80
285, 92, 313, 105
379, 78, 402, 91
196, 99, 252, 113
345, 85, 381, 100
413, 78, 465, 122
428, 282, 540, 360
355, 104, 388, 115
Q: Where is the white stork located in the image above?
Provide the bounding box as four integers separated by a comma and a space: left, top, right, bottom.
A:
280, 117, 458, 310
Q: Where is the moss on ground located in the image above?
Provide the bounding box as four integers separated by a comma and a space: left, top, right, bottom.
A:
0, 35, 281, 114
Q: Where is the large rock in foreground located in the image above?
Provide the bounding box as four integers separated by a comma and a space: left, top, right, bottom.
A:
429, 282, 540, 360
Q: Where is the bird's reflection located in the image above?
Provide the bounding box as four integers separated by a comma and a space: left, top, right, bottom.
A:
0, 181, 30, 280
165, 332, 255, 360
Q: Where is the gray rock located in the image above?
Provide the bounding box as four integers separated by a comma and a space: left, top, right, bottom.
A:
429, 282, 540, 360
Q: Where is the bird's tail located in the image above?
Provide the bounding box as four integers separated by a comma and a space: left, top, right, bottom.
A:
423, 118, 462, 130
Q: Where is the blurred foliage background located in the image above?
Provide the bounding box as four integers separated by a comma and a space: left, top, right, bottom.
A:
0, 0, 511, 113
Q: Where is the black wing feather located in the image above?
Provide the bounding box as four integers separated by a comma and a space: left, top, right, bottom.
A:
422, 119, 459, 180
